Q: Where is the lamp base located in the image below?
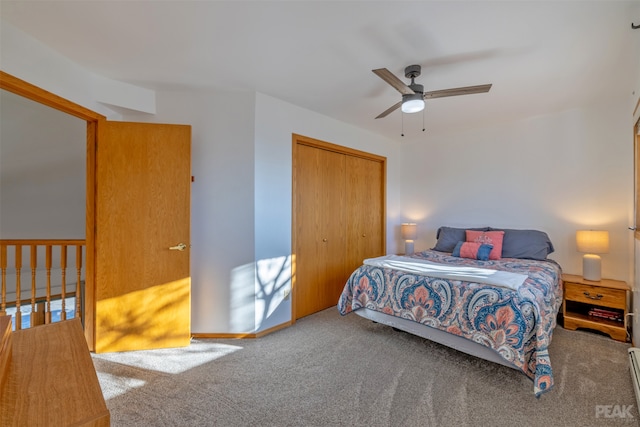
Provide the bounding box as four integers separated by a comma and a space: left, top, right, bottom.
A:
582, 254, 602, 281
405, 241, 415, 256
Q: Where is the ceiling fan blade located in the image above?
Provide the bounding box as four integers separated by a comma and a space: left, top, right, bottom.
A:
375, 101, 402, 119
372, 68, 415, 95
424, 84, 492, 99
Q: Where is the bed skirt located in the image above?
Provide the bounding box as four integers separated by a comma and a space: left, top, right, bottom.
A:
354, 307, 519, 370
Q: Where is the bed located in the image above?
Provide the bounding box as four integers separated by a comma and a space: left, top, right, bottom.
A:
337, 226, 563, 397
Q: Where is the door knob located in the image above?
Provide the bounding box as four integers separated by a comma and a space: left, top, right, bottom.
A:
169, 243, 187, 251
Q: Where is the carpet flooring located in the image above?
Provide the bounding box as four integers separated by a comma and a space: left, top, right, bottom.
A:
93, 307, 638, 426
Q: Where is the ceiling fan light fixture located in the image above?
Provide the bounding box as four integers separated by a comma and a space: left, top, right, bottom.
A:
401, 94, 425, 113
372, 65, 491, 121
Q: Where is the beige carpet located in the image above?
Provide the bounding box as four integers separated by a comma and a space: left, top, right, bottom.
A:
93, 307, 637, 426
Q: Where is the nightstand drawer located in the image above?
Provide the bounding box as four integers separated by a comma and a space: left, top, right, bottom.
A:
564, 282, 625, 309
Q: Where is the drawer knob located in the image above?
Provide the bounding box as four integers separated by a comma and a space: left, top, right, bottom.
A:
583, 291, 604, 300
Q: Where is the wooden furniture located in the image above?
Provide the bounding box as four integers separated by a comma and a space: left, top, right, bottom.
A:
562, 273, 630, 341
0, 316, 11, 391
0, 318, 110, 426
293, 134, 386, 319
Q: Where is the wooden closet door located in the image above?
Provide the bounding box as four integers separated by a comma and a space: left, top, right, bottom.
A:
295, 144, 346, 319
345, 155, 385, 273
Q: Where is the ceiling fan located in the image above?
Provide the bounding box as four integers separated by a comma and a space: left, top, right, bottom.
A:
372, 65, 492, 119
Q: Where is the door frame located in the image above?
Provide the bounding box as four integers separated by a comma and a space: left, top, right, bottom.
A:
1, 71, 104, 350
633, 113, 640, 346
291, 133, 387, 323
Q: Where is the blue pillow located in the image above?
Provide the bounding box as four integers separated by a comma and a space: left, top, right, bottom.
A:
452, 241, 494, 261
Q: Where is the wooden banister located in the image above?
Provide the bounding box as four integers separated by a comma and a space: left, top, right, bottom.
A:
0, 246, 6, 316
46, 245, 52, 324
0, 240, 85, 330
30, 246, 37, 328
14, 244, 22, 330
76, 245, 83, 321
0, 239, 85, 246
60, 245, 67, 322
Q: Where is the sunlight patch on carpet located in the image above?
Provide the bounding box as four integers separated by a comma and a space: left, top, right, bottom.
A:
95, 371, 147, 400
92, 342, 243, 374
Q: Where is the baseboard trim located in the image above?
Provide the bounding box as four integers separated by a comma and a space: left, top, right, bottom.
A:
192, 320, 293, 339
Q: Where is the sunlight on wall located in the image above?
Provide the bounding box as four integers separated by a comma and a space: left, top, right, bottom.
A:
230, 262, 257, 332
229, 256, 293, 332
255, 255, 291, 329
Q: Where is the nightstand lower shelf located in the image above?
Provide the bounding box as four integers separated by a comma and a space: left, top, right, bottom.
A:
563, 312, 627, 341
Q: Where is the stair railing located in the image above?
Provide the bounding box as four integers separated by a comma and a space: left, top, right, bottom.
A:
0, 239, 85, 330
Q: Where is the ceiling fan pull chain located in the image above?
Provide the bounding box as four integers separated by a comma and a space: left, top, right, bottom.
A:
401, 111, 404, 137
422, 108, 426, 132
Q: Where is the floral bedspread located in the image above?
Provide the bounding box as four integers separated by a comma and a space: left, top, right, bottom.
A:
337, 250, 563, 396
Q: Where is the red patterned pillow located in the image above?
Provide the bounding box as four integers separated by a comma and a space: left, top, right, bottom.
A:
465, 230, 505, 260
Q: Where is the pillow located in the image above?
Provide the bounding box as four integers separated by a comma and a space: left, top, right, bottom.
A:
488, 228, 554, 260
432, 226, 490, 252
452, 241, 494, 261
465, 230, 504, 260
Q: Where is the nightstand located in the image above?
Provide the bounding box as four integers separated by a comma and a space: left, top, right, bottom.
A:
562, 273, 630, 342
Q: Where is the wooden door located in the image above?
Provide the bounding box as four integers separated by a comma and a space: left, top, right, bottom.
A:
94, 121, 191, 353
345, 155, 385, 273
295, 143, 346, 319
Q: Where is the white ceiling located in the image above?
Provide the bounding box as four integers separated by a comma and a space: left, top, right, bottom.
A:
2, 1, 639, 142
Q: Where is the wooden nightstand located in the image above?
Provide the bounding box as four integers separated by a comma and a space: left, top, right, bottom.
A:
562, 273, 630, 342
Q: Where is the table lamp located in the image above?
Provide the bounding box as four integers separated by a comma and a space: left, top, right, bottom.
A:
576, 230, 609, 281
401, 223, 417, 255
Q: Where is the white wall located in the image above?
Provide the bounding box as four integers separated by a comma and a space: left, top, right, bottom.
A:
0, 90, 86, 238
402, 98, 634, 284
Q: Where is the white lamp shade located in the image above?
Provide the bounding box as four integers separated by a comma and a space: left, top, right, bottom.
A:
576, 230, 609, 254
401, 223, 417, 240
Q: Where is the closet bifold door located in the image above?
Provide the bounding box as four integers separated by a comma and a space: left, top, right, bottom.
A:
345, 155, 385, 274
293, 134, 386, 321
295, 144, 347, 319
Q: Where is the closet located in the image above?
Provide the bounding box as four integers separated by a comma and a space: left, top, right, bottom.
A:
292, 134, 386, 320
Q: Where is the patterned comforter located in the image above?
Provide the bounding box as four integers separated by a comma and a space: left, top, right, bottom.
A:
337, 250, 563, 396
